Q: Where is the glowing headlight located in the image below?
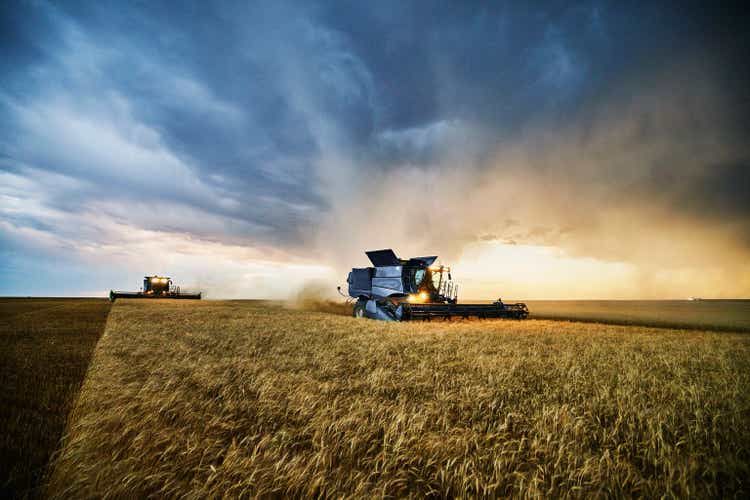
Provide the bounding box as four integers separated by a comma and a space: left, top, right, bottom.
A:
407, 292, 429, 303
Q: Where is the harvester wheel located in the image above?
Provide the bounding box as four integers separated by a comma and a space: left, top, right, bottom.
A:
353, 300, 366, 318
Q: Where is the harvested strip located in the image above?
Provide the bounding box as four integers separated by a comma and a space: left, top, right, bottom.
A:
0, 298, 110, 498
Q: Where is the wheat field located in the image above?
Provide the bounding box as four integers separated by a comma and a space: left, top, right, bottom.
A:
48, 299, 749, 497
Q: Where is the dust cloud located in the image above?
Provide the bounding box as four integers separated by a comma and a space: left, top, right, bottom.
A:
287, 281, 351, 316
311, 63, 750, 299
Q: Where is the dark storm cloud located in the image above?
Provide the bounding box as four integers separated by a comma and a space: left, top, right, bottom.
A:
1, 0, 748, 295
2, 1, 344, 246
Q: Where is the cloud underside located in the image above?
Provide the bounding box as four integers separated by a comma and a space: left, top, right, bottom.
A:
1, 1, 748, 297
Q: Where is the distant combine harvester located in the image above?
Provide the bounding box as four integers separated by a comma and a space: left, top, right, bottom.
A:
109, 276, 201, 302
339, 249, 529, 321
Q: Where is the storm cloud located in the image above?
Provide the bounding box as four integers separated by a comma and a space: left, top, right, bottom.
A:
1, 1, 748, 298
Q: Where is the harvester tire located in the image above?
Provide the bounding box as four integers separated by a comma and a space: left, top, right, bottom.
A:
353, 300, 366, 318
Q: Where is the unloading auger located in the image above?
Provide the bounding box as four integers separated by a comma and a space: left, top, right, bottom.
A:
339, 249, 528, 321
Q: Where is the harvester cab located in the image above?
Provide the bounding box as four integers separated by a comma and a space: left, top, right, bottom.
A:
143, 276, 172, 296
344, 249, 529, 321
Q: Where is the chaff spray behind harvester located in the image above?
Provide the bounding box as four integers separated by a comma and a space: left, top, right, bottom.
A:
109, 276, 201, 302
340, 249, 529, 321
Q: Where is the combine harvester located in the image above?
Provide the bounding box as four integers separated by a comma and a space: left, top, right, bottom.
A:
109, 276, 201, 302
340, 249, 528, 321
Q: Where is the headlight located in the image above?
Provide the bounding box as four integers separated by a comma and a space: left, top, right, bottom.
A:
407, 292, 429, 303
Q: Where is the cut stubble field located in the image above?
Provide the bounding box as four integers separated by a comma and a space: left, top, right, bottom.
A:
48, 299, 749, 497
0, 298, 110, 498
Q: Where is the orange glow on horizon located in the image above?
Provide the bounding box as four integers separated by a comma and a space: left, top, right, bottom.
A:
452, 240, 644, 300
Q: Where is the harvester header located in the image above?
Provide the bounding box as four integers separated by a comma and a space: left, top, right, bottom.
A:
109, 275, 201, 301
341, 249, 528, 321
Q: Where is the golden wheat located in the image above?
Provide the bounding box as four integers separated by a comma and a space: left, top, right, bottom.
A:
48, 300, 750, 497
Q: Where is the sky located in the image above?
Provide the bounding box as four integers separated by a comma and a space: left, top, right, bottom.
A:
1, 1, 748, 299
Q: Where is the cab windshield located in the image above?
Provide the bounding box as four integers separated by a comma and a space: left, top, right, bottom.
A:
413, 269, 426, 288
411, 267, 445, 294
